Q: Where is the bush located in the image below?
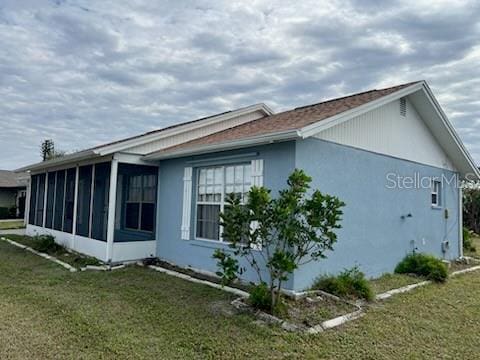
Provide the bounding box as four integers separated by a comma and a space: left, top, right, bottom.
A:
395, 253, 448, 282
249, 283, 272, 312
463, 228, 476, 252
33, 235, 63, 254
312, 267, 374, 301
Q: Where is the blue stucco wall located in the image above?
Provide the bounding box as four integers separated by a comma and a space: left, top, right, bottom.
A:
293, 138, 460, 291
156, 142, 296, 288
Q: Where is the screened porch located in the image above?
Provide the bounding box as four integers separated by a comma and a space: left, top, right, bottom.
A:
26, 159, 158, 262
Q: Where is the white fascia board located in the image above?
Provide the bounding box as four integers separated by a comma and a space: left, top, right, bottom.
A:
15, 150, 100, 173
96, 103, 274, 156
113, 152, 159, 166
421, 83, 480, 179
299, 82, 425, 138
143, 130, 300, 161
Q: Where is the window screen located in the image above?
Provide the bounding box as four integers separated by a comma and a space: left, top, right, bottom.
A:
76, 165, 92, 237
45, 172, 56, 229
28, 174, 38, 225
53, 170, 65, 231
91, 162, 111, 241
35, 173, 46, 226
63, 168, 76, 233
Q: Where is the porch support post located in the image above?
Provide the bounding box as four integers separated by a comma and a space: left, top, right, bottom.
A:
458, 184, 463, 258
71, 165, 79, 250
106, 159, 118, 263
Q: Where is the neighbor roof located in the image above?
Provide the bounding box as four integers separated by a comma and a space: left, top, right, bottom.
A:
0, 170, 25, 188
147, 81, 420, 157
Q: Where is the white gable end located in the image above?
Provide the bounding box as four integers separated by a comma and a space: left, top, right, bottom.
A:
124, 110, 266, 155
314, 98, 456, 171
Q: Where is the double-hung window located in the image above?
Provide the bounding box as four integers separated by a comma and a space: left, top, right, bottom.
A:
431, 180, 441, 207
196, 164, 251, 241
125, 174, 156, 232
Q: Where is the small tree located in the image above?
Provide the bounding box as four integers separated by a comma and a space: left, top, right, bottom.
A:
464, 188, 480, 234
40, 139, 66, 161
213, 169, 345, 313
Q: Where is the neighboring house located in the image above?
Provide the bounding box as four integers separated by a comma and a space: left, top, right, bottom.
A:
17, 81, 479, 292
0, 170, 27, 219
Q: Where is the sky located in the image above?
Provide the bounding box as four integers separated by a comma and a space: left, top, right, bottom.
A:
0, 0, 479, 170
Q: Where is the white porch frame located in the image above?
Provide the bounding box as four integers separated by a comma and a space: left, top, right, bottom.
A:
25, 154, 159, 263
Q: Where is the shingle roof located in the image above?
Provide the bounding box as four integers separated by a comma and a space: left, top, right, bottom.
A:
152, 81, 420, 155
0, 170, 25, 188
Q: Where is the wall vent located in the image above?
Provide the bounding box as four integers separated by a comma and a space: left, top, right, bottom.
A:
400, 97, 407, 117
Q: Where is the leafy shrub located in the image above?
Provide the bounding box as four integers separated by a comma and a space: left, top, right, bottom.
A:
213, 249, 242, 285
395, 253, 448, 282
312, 267, 374, 301
249, 283, 272, 312
33, 235, 63, 254
463, 228, 476, 252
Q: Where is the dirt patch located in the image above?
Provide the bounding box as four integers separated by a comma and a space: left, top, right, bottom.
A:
282, 293, 357, 328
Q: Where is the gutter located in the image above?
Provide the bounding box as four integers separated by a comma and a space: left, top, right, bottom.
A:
143, 130, 300, 160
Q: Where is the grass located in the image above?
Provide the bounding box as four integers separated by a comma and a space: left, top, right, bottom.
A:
370, 273, 421, 294
1, 234, 101, 268
0, 220, 25, 230
1, 241, 480, 359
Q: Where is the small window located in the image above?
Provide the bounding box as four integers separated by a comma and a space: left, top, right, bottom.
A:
431, 180, 441, 207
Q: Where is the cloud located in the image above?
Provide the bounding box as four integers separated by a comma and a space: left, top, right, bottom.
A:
0, 0, 479, 169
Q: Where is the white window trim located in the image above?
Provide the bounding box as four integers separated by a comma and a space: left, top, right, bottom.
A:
431, 180, 441, 207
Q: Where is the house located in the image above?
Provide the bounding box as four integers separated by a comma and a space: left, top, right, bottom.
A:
17, 80, 479, 292
0, 170, 27, 219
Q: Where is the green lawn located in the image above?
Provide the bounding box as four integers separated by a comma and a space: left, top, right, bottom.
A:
1, 241, 480, 359
3, 234, 100, 268
0, 220, 24, 230
370, 273, 422, 294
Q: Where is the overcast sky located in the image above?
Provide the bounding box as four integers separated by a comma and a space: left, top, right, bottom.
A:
1, 0, 479, 169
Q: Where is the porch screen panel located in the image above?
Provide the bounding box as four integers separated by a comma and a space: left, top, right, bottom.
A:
114, 163, 157, 242
35, 173, 46, 226
63, 168, 76, 233
91, 162, 111, 241
53, 170, 65, 231
76, 165, 92, 237
28, 175, 38, 225
45, 172, 56, 229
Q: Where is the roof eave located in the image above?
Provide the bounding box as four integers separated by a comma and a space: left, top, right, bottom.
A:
96, 103, 274, 156
15, 150, 99, 173
421, 83, 480, 180
143, 130, 300, 161
299, 81, 425, 138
